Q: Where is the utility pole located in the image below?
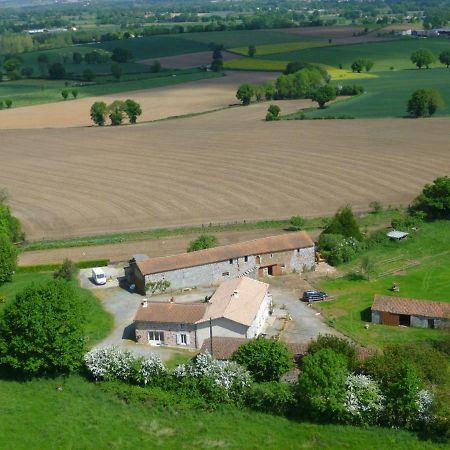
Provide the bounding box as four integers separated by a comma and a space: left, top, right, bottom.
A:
209, 317, 213, 358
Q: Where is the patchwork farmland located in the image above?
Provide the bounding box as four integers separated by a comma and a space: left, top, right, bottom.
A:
2, 101, 450, 241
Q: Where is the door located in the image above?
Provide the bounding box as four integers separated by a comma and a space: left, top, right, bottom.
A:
148, 330, 164, 345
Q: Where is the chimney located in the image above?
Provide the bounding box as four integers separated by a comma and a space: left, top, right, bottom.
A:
142, 298, 148, 308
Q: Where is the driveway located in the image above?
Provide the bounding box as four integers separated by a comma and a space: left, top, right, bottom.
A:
264, 275, 343, 345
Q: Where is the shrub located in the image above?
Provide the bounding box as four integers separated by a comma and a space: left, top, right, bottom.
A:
236, 83, 255, 105
84, 346, 136, 381
0, 232, 16, 285
5, 99, 12, 108
298, 349, 348, 422
328, 236, 361, 266
338, 85, 365, 96
288, 215, 306, 231
123, 99, 142, 124
369, 201, 383, 214
409, 176, 450, 220
132, 354, 166, 385
187, 234, 218, 252
90, 101, 107, 126
323, 205, 363, 241
53, 258, 76, 281
232, 337, 293, 382
344, 374, 384, 425
61, 89, 69, 100
391, 215, 422, 230
308, 335, 358, 371
245, 382, 296, 416
265, 104, 281, 121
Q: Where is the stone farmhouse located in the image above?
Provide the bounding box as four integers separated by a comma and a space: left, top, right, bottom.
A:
127, 231, 315, 293
371, 295, 450, 329
134, 277, 271, 349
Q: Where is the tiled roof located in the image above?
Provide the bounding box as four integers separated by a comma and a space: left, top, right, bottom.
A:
200, 337, 249, 360
198, 277, 269, 326
136, 231, 314, 275
372, 295, 450, 319
134, 301, 206, 324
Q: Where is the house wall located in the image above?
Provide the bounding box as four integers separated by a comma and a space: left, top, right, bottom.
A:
247, 292, 271, 338
134, 321, 197, 348
138, 246, 315, 292
196, 318, 249, 349
410, 315, 450, 329
371, 310, 382, 324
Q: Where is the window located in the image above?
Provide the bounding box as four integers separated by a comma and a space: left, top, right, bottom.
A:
229, 258, 233, 264
297, 248, 300, 253
244, 256, 248, 262
148, 331, 164, 343
180, 334, 187, 345
222, 271, 230, 277
270, 253, 274, 258
180, 323, 186, 330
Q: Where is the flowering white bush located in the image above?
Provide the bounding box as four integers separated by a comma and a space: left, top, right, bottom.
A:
84, 346, 136, 381
416, 389, 434, 423
345, 374, 384, 425
172, 352, 251, 398
137, 354, 166, 385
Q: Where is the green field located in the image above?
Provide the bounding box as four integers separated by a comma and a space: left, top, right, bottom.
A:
260, 38, 450, 72
0, 272, 113, 345
288, 68, 450, 119
0, 70, 221, 108
0, 374, 444, 449
315, 220, 450, 348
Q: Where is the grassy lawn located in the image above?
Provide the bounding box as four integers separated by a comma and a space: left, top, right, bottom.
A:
315, 221, 450, 348
289, 68, 450, 119
0, 272, 112, 345
0, 374, 444, 449
260, 38, 450, 72
0, 70, 221, 108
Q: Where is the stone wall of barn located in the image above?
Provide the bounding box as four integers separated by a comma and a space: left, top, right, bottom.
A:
371, 310, 383, 324
134, 321, 198, 348
410, 315, 450, 329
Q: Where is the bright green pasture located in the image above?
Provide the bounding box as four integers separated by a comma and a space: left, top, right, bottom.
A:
0, 374, 443, 450
0, 272, 112, 345
0, 70, 221, 108
261, 38, 450, 71
298, 68, 450, 118
315, 221, 450, 348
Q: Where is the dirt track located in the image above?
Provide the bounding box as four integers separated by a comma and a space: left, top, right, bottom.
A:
2, 99, 450, 242
0, 71, 275, 130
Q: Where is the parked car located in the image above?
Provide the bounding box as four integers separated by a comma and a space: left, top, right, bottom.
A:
302, 290, 328, 302
92, 267, 107, 285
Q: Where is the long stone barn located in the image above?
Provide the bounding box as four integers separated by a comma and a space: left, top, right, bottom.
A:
127, 231, 315, 294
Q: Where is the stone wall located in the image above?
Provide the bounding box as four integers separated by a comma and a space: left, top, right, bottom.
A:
371, 310, 382, 324
410, 315, 450, 329
135, 321, 198, 348
247, 292, 271, 338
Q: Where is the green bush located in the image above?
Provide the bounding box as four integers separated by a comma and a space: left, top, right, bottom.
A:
187, 235, 218, 252
409, 176, 450, 220
54, 258, 76, 281
16, 259, 109, 273
323, 205, 363, 241
0, 233, 17, 285
308, 335, 359, 371
245, 382, 296, 416
289, 215, 306, 231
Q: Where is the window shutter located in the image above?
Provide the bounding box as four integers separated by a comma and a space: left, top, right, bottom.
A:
176, 334, 181, 345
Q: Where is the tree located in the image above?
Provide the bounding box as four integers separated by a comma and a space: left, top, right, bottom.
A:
61, 89, 69, 100
323, 205, 363, 241
364, 59, 374, 72
107, 100, 125, 126
0, 279, 87, 375
48, 62, 66, 80
90, 101, 107, 126
187, 235, 218, 252
298, 349, 348, 421
369, 201, 383, 214
232, 337, 293, 382
145, 279, 171, 295
111, 63, 123, 81
308, 335, 358, 371
71, 89, 78, 99
210, 46, 223, 72
407, 89, 444, 117
439, 50, 450, 68
123, 99, 142, 124
236, 84, 254, 105
311, 85, 336, 108
21, 66, 33, 78
82, 68, 96, 82
351, 59, 365, 73
151, 60, 161, 73
72, 52, 83, 64
54, 259, 76, 281
0, 233, 16, 285
111, 47, 133, 63
265, 104, 280, 121
360, 255, 375, 280
289, 215, 306, 230
5, 99, 12, 109
248, 44, 256, 57
410, 48, 435, 69
409, 176, 450, 220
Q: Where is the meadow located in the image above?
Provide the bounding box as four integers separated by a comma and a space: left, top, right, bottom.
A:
0, 374, 444, 449
316, 220, 450, 348
289, 68, 450, 118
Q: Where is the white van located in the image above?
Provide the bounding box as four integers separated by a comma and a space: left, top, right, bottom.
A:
92, 267, 107, 285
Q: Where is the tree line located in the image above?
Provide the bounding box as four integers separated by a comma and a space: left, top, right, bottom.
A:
90, 99, 142, 126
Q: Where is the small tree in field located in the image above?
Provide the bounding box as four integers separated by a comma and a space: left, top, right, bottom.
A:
232, 337, 293, 382
71, 89, 78, 99
0, 232, 16, 285
5, 99, 12, 108
369, 201, 383, 214
439, 50, 450, 68
236, 83, 254, 105
311, 85, 336, 108
123, 99, 142, 124
54, 258, 76, 281
410, 48, 435, 69
0, 279, 86, 375
409, 176, 450, 220
407, 89, 444, 117
111, 63, 123, 81
107, 100, 125, 126
265, 104, 281, 121
187, 234, 218, 252
289, 215, 306, 230
248, 45, 256, 57
145, 279, 171, 295
323, 205, 363, 241
61, 89, 69, 100
90, 101, 107, 126
351, 59, 365, 73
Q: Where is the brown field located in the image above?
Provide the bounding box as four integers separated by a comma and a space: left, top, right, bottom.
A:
2, 100, 450, 242
0, 71, 275, 130
139, 51, 242, 69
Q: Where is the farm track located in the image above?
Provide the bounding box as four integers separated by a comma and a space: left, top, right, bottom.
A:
2, 96, 450, 242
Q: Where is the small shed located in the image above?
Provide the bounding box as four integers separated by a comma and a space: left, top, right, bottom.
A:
386, 230, 409, 241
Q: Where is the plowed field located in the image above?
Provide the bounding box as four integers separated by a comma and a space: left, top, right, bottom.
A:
2, 103, 449, 241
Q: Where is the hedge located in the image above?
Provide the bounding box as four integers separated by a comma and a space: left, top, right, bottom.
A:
16, 259, 109, 273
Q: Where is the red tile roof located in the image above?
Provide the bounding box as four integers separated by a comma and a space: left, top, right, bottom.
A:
200, 337, 249, 360
134, 301, 206, 324
372, 295, 450, 320
136, 231, 314, 275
